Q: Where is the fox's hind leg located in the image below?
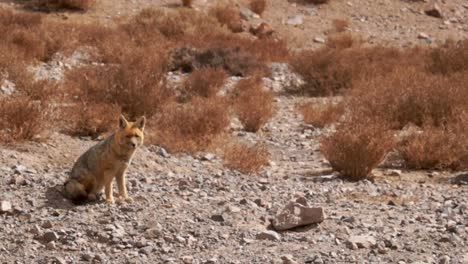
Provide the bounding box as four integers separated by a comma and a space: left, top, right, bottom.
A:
63, 179, 87, 204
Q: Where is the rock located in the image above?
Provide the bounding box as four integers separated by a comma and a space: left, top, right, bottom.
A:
46, 241, 57, 250
286, 15, 304, 26
347, 235, 377, 249
272, 197, 325, 231
418, 32, 430, 40
42, 220, 53, 229
313, 37, 325, 43
451, 173, 468, 185
181, 256, 194, 264
387, 169, 402, 176
210, 214, 225, 222
425, 3, 443, 18
0, 80, 16, 96
201, 153, 215, 161
281, 255, 298, 264
250, 22, 274, 38
239, 7, 258, 20
42, 232, 59, 243
438, 255, 450, 264
0, 201, 12, 213
256, 230, 281, 241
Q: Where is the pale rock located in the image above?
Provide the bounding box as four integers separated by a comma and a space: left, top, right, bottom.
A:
272, 197, 325, 231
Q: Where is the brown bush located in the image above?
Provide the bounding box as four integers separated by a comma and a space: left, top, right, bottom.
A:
149, 97, 230, 153
297, 101, 344, 128
65, 48, 173, 119
28, 0, 95, 11
210, 3, 243, 33
182, 0, 193, 7
398, 123, 468, 170
249, 0, 267, 15
184, 67, 228, 98
307, 0, 329, 3
231, 76, 274, 132
0, 96, 50, 144
223, 142, 269, 174
348, 68, 467, 129
427, 39, 468, 75
64, 103, 121, 139
321, 117, 394, 181
332, 19, 349, 33
325, 33, 358, 49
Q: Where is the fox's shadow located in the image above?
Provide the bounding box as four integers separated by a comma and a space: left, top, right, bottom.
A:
44, 184, 101, 209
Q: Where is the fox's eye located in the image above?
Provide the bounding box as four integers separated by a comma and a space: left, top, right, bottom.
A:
126, 135, 133, 138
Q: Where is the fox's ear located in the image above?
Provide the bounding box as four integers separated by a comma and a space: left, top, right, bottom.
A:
119, 115, 129, 129
134, 116, 146, 131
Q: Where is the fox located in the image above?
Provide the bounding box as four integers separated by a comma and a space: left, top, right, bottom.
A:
63, 115, 145, 205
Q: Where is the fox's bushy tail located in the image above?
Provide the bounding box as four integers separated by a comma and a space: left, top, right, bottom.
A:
63, 179, 88, 205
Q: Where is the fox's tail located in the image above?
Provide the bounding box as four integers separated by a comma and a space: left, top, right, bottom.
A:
63, 179, 88, 205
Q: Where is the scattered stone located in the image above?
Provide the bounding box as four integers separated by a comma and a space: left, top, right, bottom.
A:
286, 15, 304, 26
42, 232, 59, 243
347, 235, 377, 249
0, 201, 12, 213
0, 80, 16, 96
250, 22, 274, 38
201, 153, 215, 161
42, 220, 53, 229
313, 37, 325, 43
46, 241, 57, 250
425, 3, 443, 18
239, 7, 258, 20
210, 214, 226, 222
256, 230, 281, 241
281, 255, 298, 264
438, 255, 450, 264
272, 197, 325, 231
451, 173, 468, 185
418, 32, 430, 39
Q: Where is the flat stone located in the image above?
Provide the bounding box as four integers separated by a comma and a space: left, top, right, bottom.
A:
286, 15, 304, 26
272, 197, 325, 231
42, 231, 59, 243
0, 201, 12, 213
347, 235, 377, 249
256, 230, 281, 241
425, 3, 443, 18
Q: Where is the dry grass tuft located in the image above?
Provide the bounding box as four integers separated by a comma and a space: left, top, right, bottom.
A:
223, 142, 269, 174
150, 97, 230, 153
182, 0, 193, 8
321, 117, 394, 181
398, 122, 468, 170
210, 3, 243, 33
297, 101, 344, 128
184, 67, 228, 98
249, 0, 267, 15
427, 39, 468, 75
231, 76, 274, 132
28, 0, 95, 11
64, 103, 121, 139
332, 19, 349, 33
65, 48, 173, 120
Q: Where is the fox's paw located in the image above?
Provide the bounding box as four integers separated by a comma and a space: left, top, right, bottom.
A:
87, 193, 97, 201
105, 198, 115, 204
124, 197, 133, 203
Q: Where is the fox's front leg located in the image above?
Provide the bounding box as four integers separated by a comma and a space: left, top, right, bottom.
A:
104, 180, 114, 204
116, 168, 132, 203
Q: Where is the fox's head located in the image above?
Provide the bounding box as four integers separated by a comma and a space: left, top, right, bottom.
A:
115, 115, 145, 150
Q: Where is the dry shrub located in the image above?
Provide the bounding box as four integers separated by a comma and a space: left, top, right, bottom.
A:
249, 0, 267, 15
332, 19, 349, 33
348, 68, 467, 129
0, 97, 50, 144
182, 0, 193, 7
170, 46, 267, 77
28, 0, 95, 11
325, 33, 359, 49
150, 97, 230, 153
210, 3, 243, 33
427, 39, 468, 75
124, 8, 223, 41
297, 101, 344, 128
231, 76, 274, 132
398, 122, 468, 170
223, 142, 269, 174
65, 103, 121, 139
65, 48, 173, 119
307, 0, 329, 3
321, 117, 394, 181
291, 44, 425, 96
184, 67, 228, 98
